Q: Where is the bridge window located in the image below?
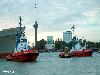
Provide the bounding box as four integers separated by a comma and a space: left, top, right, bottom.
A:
21, 39, 27, 42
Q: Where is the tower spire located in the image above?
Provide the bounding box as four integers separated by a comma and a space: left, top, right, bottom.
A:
33, 1, 38, 45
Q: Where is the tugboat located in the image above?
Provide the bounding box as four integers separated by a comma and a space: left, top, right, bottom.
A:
59, 47, 71, 58
69, 36, 93, 57
7, 16, 39, 62
59, 25, 93, 58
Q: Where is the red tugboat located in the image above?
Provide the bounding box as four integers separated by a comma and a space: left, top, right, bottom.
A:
59, 47, 71, 58
7, 16, 39, 62
59, 37, 93, 58
69, 36, 93, 57
59, 51, 71, 58
59, 25, 93, 58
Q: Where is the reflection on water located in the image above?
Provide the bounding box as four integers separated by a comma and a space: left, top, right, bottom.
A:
0, 52, 100, 75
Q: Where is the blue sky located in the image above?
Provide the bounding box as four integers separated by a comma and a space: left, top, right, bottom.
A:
0, 0, 100, 43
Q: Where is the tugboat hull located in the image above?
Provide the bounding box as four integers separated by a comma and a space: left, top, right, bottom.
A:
70, 50, 93, 57
7, 50, 39, 62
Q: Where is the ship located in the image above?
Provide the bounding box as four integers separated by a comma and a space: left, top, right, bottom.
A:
7, 16, 39, 62
0, 27, 25, 53
7, 33, 39, 62
59, 25, 93, 58
0, 26, 25, 58
59, 36, 93, 58
69, 36, 93, 57
59, 47, 71, 58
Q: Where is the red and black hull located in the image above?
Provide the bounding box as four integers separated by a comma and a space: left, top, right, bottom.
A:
7, 50, 39, 62
70, 50, 93, 57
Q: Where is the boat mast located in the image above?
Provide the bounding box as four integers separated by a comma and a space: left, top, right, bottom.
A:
19, 16, 23, 34
71, 25, 75, 36
16, 16, 23, 50
71, 25, 76, 49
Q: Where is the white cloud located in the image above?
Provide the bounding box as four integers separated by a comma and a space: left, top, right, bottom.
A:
83, 10, 98, 17
0, 0, 100, 42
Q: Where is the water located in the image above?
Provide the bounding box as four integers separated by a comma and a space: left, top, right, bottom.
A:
0, 52, 100, 75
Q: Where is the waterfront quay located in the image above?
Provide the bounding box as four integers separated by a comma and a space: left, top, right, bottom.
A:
0, 52, 100, 75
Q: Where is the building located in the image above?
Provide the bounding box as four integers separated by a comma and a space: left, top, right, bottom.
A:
63, 31, 72, 43
47, 36, 53, 44
45, 36, 55, 51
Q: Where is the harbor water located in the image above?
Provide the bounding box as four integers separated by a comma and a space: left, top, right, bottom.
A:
0, 52, 100, 75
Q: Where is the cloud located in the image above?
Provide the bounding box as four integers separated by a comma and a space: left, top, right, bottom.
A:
0, 0, 100, 42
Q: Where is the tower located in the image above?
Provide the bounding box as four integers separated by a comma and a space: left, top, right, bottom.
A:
33, 1, 38, 45
33, 21, 38, 44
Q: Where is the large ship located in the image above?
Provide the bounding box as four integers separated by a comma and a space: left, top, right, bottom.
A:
0, 17, 25, 58
0, 27, 25, 53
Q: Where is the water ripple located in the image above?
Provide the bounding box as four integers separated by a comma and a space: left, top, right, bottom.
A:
0, 52, 100, 75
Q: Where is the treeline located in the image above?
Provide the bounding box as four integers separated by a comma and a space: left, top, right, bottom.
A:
79, 39, 100, 49
35, 39, 100, 50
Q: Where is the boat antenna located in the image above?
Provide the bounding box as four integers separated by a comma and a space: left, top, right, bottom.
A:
16, 16, 23, 50
71, 25, 75, 36
19, 16, 23, 34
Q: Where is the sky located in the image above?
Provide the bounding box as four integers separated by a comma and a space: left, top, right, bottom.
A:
0, 0, 100, 44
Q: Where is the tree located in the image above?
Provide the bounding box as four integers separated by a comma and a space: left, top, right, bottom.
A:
66, 42, 72, 50
55, 40, 72, 51
35, 39, 46, 50
55, 41, 66, 50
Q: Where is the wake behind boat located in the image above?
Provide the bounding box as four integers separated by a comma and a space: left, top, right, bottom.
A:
7, 16, 39, 62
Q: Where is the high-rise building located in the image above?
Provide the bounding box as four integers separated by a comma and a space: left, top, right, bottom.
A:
63, 31, 72, 43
